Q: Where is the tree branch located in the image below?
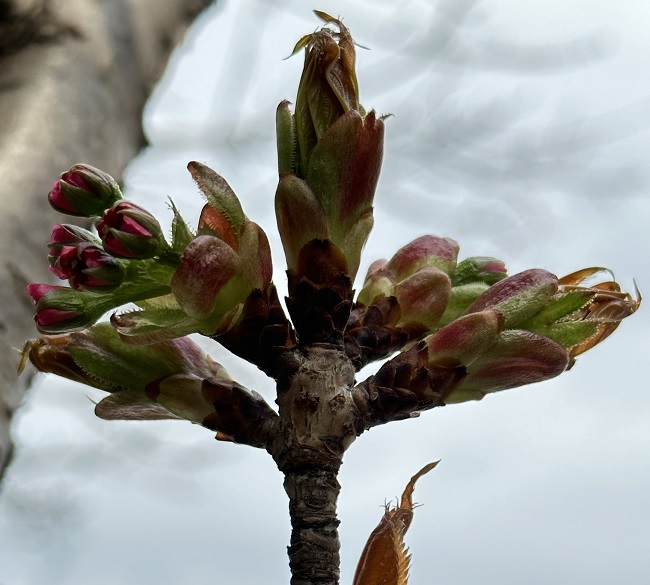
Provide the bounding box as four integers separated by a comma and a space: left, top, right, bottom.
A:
353, 341, 465, 429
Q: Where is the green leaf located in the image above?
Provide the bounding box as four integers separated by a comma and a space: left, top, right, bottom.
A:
520, 290, 595, 329
437, 283, 490, 327
169, 198, 194, 254
187, 162, 246, 234
111, 307, 203, 344
531, 321, 600, 351
276, 101, 297, 176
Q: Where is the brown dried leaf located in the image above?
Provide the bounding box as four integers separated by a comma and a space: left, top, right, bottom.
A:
353, 461, 439, 585
556, 269, 641, 357
558, 266, 612, 286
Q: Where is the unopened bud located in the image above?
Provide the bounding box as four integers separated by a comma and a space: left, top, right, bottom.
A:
97, 201, 167, 259
48, 164, 122, 217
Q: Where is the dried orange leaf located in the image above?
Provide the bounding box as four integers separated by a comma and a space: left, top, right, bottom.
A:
353, 461, 439, 585
558, 267, 612, 286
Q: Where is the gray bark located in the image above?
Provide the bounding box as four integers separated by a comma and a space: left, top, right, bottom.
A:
0, 0, 213, 481
267, 346, 362, 585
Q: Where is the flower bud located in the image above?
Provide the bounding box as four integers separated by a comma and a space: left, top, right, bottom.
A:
386, 235, 459, 281
96, 201, 167, 259
27, 283, 98, 333
464, 269, 558, 327
49, 241, 124, 291
357, 237, 459, 317
49, 223, 99, 246
23, 323, 277, 444
275, 12, 384, 284
168, 163, 274, 329
47, 224, 100, 268
394, 267, 451, 330
452, 256, 507, 286
171, 235, 242, 322
425, 310, 504, 368
445, 330, 570, 404
189, 163, 273, 292
356, 260, 393, 306
48, 164, 122, 217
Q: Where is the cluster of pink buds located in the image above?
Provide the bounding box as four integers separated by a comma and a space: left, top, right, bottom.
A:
358, 263, 639, 414
23, 163, 285, 437
27, 165, 175, 333
48, 224, 124, 291
29, 161, 278, 351
111, 162, 275, 345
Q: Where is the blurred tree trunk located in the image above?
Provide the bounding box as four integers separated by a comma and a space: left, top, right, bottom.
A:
0, 0, 213, 482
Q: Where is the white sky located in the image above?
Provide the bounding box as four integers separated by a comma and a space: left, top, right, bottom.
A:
2, 1, 649, 584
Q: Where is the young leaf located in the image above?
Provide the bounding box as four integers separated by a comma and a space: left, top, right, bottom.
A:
169, 199, 194, 254
187, 161, 246, 236
353, 461, 439, 585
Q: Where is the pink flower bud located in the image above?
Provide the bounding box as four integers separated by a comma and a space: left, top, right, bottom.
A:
96, 201, 165, 259
171, 235, 242, 320
394, 267, 451, 330
49, 224, 97, 245
425, 310, 504, 367
49, 242, 124, 291
386, 235, 459, 281
26, 283, 96, 333
48, 164, 122, 217
27, 282, 61, 303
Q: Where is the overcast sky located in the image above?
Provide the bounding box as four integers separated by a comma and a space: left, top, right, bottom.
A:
2, 1, 649, 584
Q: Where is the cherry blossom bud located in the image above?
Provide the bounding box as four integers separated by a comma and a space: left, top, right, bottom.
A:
446, 330, 570, 404
96, 201, 166, 259
171, 235, 242, 322
425, 310, 505, 368
47, 224, 100, 268
386, 235, 459, 281
48, 164, 122, 217
394, 268, 451, 330
465, 269, 558, 327
27, 283, 98, 333
49, 241, 124, 291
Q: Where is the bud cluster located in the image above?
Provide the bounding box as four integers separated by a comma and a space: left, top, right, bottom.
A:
22, 323, 277, 446
27, 165, 178, 333
22, 13, 639, 443
112, 162, 276, 344
274, 12, 384, 345
357, 247, 639, 408
29, 161, 280, 355
357, 235, 508, 334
